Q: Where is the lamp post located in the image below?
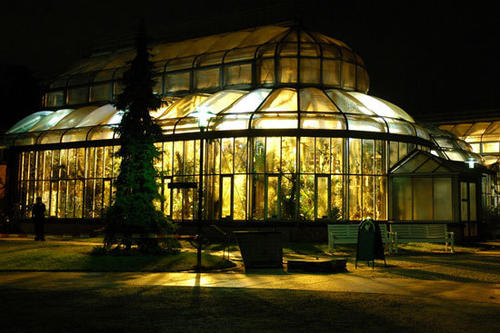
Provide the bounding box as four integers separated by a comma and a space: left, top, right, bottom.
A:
193, 107, 214, 273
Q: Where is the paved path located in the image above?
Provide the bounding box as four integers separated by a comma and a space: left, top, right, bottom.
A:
1, 270, 498, 305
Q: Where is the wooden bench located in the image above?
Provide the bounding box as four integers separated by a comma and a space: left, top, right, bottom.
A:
390, 224, 454, 253
327, 224, 395, 253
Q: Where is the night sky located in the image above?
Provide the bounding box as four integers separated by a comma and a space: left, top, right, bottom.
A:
1, 0, 499, 131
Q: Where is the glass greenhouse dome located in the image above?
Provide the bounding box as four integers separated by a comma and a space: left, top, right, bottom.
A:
6, 23, 490, 227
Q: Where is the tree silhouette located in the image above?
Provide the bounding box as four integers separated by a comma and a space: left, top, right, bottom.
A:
104, 22, 174, 252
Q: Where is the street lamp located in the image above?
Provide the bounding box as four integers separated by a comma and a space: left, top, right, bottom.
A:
192, 107, 215, 272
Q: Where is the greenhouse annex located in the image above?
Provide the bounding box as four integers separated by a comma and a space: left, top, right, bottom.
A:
1, 23, 497, 240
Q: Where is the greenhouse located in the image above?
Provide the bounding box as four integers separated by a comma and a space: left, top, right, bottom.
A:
0, 24, 496, 237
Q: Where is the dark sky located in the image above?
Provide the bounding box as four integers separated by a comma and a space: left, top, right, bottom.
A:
1, 0, 499, 130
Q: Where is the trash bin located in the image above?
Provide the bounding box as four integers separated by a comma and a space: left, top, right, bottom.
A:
233, 231, 283, 269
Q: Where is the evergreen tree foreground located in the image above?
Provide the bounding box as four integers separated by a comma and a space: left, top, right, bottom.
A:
104, 22, 176, 253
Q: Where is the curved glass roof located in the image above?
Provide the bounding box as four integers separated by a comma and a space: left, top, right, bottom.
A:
43, 24, 370, 108
5, 88, 430, 146
426, 125, 483, 165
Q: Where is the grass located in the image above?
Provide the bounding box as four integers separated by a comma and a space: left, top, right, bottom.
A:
0, 239, 235, 272
0, 286, 497, 332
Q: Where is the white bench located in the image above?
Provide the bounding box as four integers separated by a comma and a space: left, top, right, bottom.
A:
327, 224, 395, 253
390, 224, 454, 253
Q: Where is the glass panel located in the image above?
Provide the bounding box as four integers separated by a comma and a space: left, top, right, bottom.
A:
281, 174, 296, 220
253, 137, 265, 173
434, 178, 452, 221
266, 137, 280, 173
279, 58, 297, 83
6, 111, 53, 134
316, 176, 329, 219
221, 138, 234, 174
482, 142, 499, 153
349, 138, 361, 174
223, 89, 271, 114
300, 113, 345, 130
389, 141, 399, 167
300, 58, 320, 84
413, 178, 432, 221
346, 115, 386, 132
281, 137, 297, 173
252, 174, 265, 220
222, 176, 232, 219
316, 137, 330, 174
322, 59, 341, 86
159, 94, 210, 120
184, 140, 196, 175
165, 72, 190, 92
300, 175, 314, 220
362, 176, 374, 219
67, 87, 88, 105
300, 137, 315, 173
259, 88, 297, 111
362, 139, 374, 174
375, 176, 386, 220
224, 63, 252, 86
53, 106, 98, 129
267, 176, 279, 219
349, 92, 414, 123
332, 138, 343, 174
91, 83, 111, 102
348, 176, 362, 220
194, 68, 220, 90
469, 182, 477, 221
234, 137, 247, 173
46, 91, 64, 107
251, 113, 298, 129
234, 175, 246, 220
29, 109, 73, 132
342, 62, 356, 90
392, 177, 412, 220
182, 188, 194, 220
259, 58, 274, 84
74, 179, 83, 218
300, 88, 338, 111
331, 174, 343, 218
173, 141, 184, 175
375, 140, 384, 174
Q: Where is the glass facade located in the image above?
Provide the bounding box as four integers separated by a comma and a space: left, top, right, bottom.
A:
16, 137, 396, 222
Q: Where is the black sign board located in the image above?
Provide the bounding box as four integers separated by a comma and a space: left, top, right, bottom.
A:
355, 218, 386, 268
168, 182, 198, 189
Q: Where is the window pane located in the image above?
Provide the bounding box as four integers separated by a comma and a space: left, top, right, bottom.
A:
166, 72, 190, 92
252, 174, 265, 220
362, 176, 374, 219
281, 174, 296, 220
331, 175, 343, 218
316, 137, 330, 174
348, 176, 362, 220
222, 176, 232, 219
300, 175, 314, 220
194, 68, 219, 90
413, 177, 432, 221
279, 58, 297, 83
266, 137, 280, 173
259, 58, 274, 84
224, 63, 252, 86
300, 58, 320, 84
316, 176, 329, 219
434, 178, 452, 221
253, 137, 265, 173
362, 139, 374, 174
332, 138, 343, 174
375, 176, 386, 220
221, 138, 233, 174
300, 137, 315, 173
282, 137, 297, 173
392, 177, 411, 220
234, 175, 246, 220
349, 138, 361, 174
267, 176, 279, 219
323, 59, 341, 86
234, 137, 247, 173
469, 182, 477, 221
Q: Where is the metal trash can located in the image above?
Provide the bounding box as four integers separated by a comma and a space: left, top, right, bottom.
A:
234, 231, 283, 269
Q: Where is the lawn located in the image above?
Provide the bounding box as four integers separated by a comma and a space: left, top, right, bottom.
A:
0, 239, 235, 272
0, 285, 497, 332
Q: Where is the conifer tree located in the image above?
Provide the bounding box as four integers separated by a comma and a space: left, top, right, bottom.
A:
104, 22, 172, 252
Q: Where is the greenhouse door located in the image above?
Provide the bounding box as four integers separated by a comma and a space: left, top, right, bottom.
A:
461, 181, 478, 237
315, 175, 330, 220
266, 175, 280, 220
221, 176, 233, 220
